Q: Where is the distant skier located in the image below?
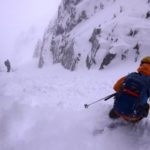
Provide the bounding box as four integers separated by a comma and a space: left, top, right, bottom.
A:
109, 56, 150, 123
4, 59, 11, 72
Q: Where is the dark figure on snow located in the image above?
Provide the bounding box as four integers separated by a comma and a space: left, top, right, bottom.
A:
109, 56, 150, 123
4, 59, 11, 72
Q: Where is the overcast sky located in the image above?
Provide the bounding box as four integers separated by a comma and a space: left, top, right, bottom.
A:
0, 0, 61, 65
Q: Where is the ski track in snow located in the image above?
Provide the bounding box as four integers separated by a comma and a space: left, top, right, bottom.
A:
0, 64, 150, 150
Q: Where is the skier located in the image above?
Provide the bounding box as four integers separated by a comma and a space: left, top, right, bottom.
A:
4, 59, 11, 72
109, 56, 150, 123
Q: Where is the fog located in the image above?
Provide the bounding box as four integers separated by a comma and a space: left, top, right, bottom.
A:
0, 0, 61, 66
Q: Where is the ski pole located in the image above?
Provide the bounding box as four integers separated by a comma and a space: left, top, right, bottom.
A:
84, 93, 116, 109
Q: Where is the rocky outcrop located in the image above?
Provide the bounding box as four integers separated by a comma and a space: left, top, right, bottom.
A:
100, 53, 116, 69
35, 0, 150, 70
86, 28, 101, 69
42, 0, 88, 70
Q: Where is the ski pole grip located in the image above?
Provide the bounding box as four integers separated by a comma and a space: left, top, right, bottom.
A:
104, 93, 116, 101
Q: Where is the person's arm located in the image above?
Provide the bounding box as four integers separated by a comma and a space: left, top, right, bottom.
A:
113, 77, 126, 92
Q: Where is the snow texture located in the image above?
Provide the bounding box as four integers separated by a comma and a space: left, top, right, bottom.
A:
0, 60, 150, 150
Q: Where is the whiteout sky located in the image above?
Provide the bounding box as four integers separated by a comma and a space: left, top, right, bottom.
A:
0, 0, 61, 65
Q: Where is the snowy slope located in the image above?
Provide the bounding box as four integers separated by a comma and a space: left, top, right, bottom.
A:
1, 1, 150, 149
1, 60, 150, 150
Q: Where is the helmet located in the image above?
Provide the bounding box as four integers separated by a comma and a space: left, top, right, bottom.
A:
141, 56, 150, 64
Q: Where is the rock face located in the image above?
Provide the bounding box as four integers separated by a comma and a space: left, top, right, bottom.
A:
34, 0, 150, 70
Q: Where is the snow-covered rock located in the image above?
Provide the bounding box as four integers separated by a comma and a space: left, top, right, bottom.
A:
35, 0, 150, 70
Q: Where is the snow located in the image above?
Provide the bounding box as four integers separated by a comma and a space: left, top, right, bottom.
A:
62, 0, 150, 71
0, 0, 61, 64
1, 0, 150, 149
1, 59, 150, 150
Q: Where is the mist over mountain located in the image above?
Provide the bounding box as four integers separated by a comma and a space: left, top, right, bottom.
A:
35, 0, 150, 71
